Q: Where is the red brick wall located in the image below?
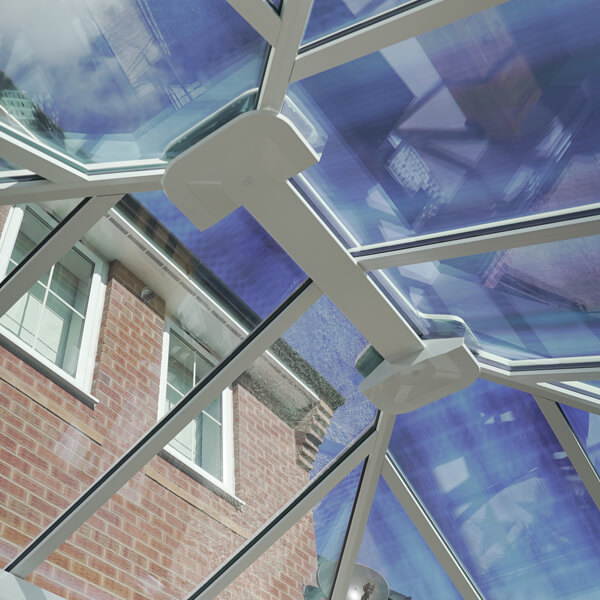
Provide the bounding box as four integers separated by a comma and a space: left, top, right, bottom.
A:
0, 261, 318, 600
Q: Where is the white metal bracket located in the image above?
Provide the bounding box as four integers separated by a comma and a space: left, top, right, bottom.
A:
162, 110, 320, 231
359, 338, 479, 413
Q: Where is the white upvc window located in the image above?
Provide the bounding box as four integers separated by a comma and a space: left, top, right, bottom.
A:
0, 205, 105, 392
159, 323, 234, 494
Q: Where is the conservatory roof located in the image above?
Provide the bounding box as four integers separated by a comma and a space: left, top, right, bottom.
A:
1, 0, 600, 599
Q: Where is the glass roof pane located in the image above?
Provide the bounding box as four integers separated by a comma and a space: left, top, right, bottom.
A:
561, 404, 600, 474
390, 379, 600, 600
355, 476, 463, 599
376, 234, 600, 359
302, 0, 416, 45
0, 0, 269, 168
28, 294, 376, 598
292, 0, 600, 247
219, 463, 362, 600
131, 191, 306, 320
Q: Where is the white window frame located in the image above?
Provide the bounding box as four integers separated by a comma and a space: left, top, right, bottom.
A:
0, 204, 106, 393
159, 321, 235, 495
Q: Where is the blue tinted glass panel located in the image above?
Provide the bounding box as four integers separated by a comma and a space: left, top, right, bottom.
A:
355, 476, 462, 599
292, 0, 600, 246
377, 234, 600, 359
390, 379, 600, 600
561, 404, 600, 474
0, 0, 268, 167
125, 191, 306, 320
303, 0, 415, 44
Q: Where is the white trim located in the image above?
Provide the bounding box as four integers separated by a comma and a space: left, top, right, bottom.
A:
291, 0, 511, 82
354, 205, 600, 270
0, 204, 107, 393
381, 454, 484, 600
225, 0, 282, 46
158, 322, 235, 496
0, 169, 164, 205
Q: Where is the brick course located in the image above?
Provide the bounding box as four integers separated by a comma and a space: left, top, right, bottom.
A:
0, 260, 319, 600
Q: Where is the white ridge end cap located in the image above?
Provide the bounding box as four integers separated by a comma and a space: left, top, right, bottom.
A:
358, 338, 479, 414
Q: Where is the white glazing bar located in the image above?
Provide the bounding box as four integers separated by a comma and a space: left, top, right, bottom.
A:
0, 130, 87, 184
480, 364, 600, 415
188, 427, 378, 600
0, 195, 122, 317
353, 207, 600, 270
330, 413, 395, 600
0, 170, 164, 204
5, 282, 321, 578
225, 0, 281, 46
381, 455, 484, 600
534, 396, 600, 513
258, 0, 314, 111
291, 0, 510, 82
0, 572, 66, 600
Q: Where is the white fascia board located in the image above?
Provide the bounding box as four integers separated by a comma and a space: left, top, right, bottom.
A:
381, 455, 484, 600
480, 363, 600, 415
225, 0, 281, 46
0, 572, 65, 600
258, 0, 314, 111
0, 129, 87, 184
354, 205, 600, 270
0, 195, 122, 318
6, 282, 321, 578
0, 169, 164, 204
330, 414, 395, 600
292, 0, 510, 82
534, 397, 600, 513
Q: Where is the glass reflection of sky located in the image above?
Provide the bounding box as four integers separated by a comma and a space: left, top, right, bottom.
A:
0, 0, 268, 166
390, 379, 600, 600
378, 235, 600, 359
302, 0, 415, 45
355, 476, 462, 599
292, 0, 600, 247
134, 190, 306, 319
561, 404, 600, 476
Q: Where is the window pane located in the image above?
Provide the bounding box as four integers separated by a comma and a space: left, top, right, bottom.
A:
390, 379, 600, 600
167, 333, 196, 394
49, 248, 94, 314
205, 397, 222, 422
0, 281, 46, 346
200, 414, 222, 480
561, 404, 600, 475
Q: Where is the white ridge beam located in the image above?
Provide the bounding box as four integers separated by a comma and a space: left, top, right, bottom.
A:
258, 0, 313, 111
0, 169, 164, 204
535, 396, 600, 513
330, 414, 395, 600
0, 195, 122, 318
188, 426, 377, 600
354, 206, 600, 270
292, 0, 510, 82
382, 455, 484, 600
225, 0, 281, 46
5, 282, 321, 578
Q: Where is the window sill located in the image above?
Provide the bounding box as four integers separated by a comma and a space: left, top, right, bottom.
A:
0, 332, 98, 409
158, 448, 244, 510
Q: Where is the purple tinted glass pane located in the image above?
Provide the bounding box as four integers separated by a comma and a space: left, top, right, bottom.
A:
377, 234, 600, 359
355, 476, 463, 599
303, 0, 415, 44
561, 403, 600, 475
127, 191, 306, 319
293, 0, 600, 246
390, 379, 600, 600
0, 0, 268, 166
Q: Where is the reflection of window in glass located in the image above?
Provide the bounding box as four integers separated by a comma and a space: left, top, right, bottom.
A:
160, 326, 233, 489
0, 206, 105, 389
